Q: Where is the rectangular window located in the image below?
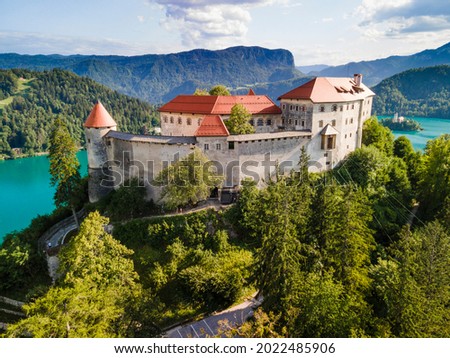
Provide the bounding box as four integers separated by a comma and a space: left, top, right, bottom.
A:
216, 143, 221, 150
350, 118, 354, 124
204, 143, 209, 151
332, 119, 336, 126
266, 119, 272, 126
302, 120, 305, 126
319, 120, 323, 127
228, 142, 235, 150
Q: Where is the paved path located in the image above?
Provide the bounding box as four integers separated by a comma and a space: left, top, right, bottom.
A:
165, 294, 263, 338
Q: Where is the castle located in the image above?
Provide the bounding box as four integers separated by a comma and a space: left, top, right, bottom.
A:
84, 74, 375, 203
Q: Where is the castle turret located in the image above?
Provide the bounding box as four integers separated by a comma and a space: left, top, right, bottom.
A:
84, 101, 117, 202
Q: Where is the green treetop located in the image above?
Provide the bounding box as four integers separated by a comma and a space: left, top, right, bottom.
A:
362, 116, 395, 155
209, 85, 231, 96
225, 104, 255, 135
153, 149, 223, 210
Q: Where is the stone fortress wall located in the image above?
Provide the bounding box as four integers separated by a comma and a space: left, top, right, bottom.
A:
85, 74, 375, 203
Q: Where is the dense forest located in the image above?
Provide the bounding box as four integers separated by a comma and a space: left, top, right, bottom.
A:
0, 68, 158, 159
1, 117, 450, 338
372, 65, 450, 118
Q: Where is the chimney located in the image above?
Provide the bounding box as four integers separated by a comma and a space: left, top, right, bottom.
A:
354, 74, 362, 87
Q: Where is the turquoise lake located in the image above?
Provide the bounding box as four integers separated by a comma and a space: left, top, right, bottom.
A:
1, 116, 450, 244
380, 116, 450, 150
0, 151, 87, 244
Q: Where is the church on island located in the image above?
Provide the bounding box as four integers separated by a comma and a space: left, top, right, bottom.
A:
84, 74, 375, 203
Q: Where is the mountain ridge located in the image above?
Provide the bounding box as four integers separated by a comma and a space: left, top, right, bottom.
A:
318, 42, 450, 86
0, 46, 303, 103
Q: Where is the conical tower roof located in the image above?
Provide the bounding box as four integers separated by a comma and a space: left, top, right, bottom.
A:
84, 101, 117, 128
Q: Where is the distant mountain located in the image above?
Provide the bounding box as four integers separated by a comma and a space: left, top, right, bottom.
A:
372, 65, 450, 119
0, 47, 302, 103
296, 64, 329, 75
318, 42, 450, 86
0, 69, 158, 159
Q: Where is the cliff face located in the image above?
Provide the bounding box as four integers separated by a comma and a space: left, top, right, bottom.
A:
0, 46, 301, 103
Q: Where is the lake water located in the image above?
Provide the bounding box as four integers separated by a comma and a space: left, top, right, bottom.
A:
0, 151, 87, 244
1, 116, 450, 244
381, 116, 450, 150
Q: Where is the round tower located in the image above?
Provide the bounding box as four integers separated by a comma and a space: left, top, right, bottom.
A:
84, 101, 117, 202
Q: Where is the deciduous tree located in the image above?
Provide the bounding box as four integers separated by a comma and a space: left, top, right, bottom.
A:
224, 104, 255, 135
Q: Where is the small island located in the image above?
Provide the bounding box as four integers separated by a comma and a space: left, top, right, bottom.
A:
381, 113, 422, 131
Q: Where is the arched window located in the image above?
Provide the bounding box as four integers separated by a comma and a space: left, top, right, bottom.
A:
163, 116, 168, 123
257, 118, 263, 126
266, 118, 272, 126
170, 116, 174, 124
178, 117, 182, 125
187, 118, 192, 125
319, 105, 325, 112
332, 104, 337, 112
198, 118, 202, 126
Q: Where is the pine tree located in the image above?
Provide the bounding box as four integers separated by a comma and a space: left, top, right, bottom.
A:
48, 117, 81, 226
255, 178, 303, 318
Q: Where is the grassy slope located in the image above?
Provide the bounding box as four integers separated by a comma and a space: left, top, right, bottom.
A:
0, 78, 33, 111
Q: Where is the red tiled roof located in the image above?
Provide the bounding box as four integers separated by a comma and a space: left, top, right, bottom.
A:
195, 115, 229, 137
278, 77, 375, 103
84, 101, 117, 128
159, 95, 281, 115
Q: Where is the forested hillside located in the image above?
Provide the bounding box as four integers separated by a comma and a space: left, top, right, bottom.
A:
0, 68, 158, 159
0, 47, 303, 103
372, 65, 450, 118
2, 118, 450, 337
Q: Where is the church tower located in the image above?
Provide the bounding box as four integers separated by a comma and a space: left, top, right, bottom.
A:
84, 101, 117, 202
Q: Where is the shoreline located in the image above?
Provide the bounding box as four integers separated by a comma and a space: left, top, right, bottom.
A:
0, 148, 86, 161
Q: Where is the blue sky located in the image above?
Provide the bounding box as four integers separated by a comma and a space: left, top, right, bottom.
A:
1, 0, 449, 65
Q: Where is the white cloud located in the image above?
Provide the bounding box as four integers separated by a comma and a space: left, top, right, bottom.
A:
151, 0, 285, 48
357, 0, 450, 37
